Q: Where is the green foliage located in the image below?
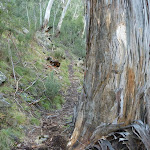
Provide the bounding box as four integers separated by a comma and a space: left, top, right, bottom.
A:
73, 65, 84, 85
0, 0, 85, 148
28, 80, 45, 97
53, 49, 65, 59
0, 85, 15, 94
58, 13, 86, 57
0, 129, 14, 150
40, 99, 51, 110
60, 59, 70, 88
15, 66, 33, 77
0, 61, 9, 71
30, 117, 40, 126
21, 93, 34, 102
12, 112, 27, 125
0, 128, 23, 150
45, 72, 60, 100
53, 96, 65, 109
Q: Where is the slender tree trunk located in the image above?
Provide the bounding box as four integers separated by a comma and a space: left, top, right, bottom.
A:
39, 0, 42, 27
81, 16, 86, 38
26, 1, 30, 30
43, 0, 54, 29
68, 0, 150, 149
53, 3, 61, 35
73, 5, 78, 19
55, 0, 71, 36
34, 7, 37, 30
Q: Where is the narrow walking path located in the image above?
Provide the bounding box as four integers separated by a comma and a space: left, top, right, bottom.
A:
42, 50, 80, 149
20, 51, 81, 150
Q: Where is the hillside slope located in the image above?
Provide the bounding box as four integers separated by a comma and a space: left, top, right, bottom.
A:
0, 29, 84, 149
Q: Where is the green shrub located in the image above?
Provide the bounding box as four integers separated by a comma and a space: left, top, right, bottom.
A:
40, 99, 51, 110
30, 117, 40, 126
21, 93, 34, 103
0, 129, 14, 150
60, 59, 70, 88
57, 13, 86, 58
0, 128, 23, 150
53, 49, 65, 59
45, 72, 60, 100
15, 66, 35, 77
53, 96, 65, 109
12, 112, 27, 125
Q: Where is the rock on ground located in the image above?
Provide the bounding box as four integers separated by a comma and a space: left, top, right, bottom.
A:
0, 71, 6, 85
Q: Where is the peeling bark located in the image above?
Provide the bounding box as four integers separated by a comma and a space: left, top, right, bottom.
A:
68, 0, 150, 149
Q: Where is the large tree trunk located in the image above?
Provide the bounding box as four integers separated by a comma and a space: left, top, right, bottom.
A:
68, 0, 150, 149
42, 0, 54, 29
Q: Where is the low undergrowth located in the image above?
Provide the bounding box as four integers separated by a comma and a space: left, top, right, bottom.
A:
0, 31, 72, 149
0, 1, 84, 149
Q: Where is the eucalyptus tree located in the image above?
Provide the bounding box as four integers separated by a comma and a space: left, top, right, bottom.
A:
68, 0, 150, 149
42, 0, 54, 29
26, 1, 30, 30
39, 0, 42, 26
55, 0, 71, 35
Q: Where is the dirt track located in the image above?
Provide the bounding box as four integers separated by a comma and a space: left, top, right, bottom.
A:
19, 51, 80, 150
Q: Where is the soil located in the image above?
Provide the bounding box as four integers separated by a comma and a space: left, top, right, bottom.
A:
18, 51, 81, 150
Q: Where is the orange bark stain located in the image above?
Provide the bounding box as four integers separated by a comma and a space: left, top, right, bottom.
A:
127, 68, 135, 97
118, 68, 136, 125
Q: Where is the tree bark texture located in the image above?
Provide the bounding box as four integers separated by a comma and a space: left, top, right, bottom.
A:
68, 0, 150, 149
43, 0, 54, 29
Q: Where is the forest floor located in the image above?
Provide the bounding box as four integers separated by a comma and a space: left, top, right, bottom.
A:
19, 51, 80, 150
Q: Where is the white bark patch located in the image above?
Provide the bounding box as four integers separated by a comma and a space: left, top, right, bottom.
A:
68, 108, 83, 147
120, 91, 124, 117
106, 12, 111, 30
116, 23, 127, 48
114, 23, 127, 65
43, 0, 54, 28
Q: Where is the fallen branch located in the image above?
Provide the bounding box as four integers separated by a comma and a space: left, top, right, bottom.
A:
13, 77, 25, 112
46, 65, 59, 74
29, 98, 42, 105
24, 79, 38, 92
7, 36, 16, 83
9, 34, 23, 65
14, 76, 23, 97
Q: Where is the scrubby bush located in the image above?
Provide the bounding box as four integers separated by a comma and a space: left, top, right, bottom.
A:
0, 129, 14, 150
53, 49, 65, 59
0, 128, 23, 150
45, 72, 60, 101
53, 96, 65, 109
30, 117, 40, 126
57, 13, 86, 58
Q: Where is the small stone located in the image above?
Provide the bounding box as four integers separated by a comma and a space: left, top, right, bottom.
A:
22, 27, 29, 34
35, 135, 49, 144
17, 143, 21, 148
59, 76, 63, 80
43, 135, 49, 138
0, 98, 10, 107
0, 94, 10, 108
0, 71, 6, 85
